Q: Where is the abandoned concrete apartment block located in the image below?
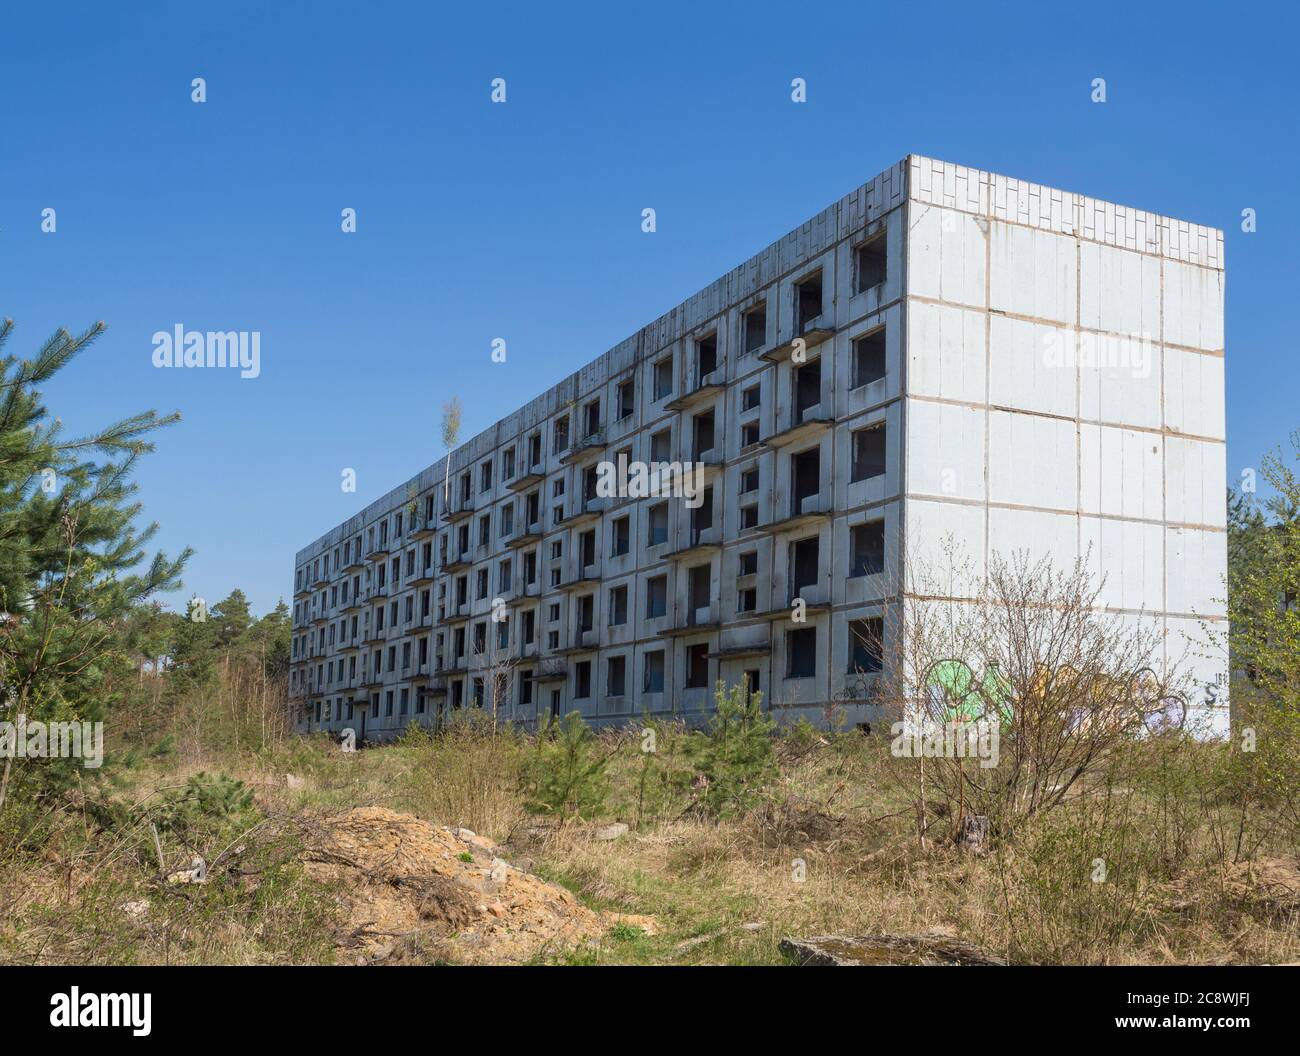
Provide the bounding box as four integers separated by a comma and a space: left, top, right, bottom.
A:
289, 155, 1228, 739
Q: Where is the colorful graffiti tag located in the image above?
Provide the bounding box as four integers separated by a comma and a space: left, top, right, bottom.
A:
922, 660, 1186, 733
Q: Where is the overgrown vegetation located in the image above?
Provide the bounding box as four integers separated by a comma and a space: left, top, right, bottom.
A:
1, 317, 1297, 965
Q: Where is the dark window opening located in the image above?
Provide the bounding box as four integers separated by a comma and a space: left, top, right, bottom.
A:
855, 232, 887, 293
790, 537, 819, 600
794, 358, 821, 423
795, 272, 822, 332
743, 304, 766, 354
850, 521, 885, 577
608, 656, 626, 697
646, 575, 667, 619
689, 564, 710, 613
792, 447, 821, 516
849, 617, 883, 673
696, 334, 717, 386
851, 427, 886, 483
853, 329, 886, 388
787, 627, 817, 679
693, 410, 715, 459
691, 486, 714, 540
644, 650, 665, 693
654, 358, 673, 400
686, 643, 709, 689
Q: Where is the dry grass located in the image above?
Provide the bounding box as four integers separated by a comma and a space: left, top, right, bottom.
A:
1, 718, 1297, 966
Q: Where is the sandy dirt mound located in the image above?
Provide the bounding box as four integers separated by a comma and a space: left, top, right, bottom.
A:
299, 807, 605, 964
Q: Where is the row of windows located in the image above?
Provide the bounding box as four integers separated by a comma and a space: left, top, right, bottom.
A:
302, 616, 884, 720
299, 410, 889, 611
297, 289, 893, 593
292, 516, 887, 666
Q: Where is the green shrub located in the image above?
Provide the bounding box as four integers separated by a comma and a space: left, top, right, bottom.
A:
521, 711, 611, 821
139, 772, 255, 846
686, 681, 777, 819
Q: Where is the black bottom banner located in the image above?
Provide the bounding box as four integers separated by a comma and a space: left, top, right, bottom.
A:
1, 964, 1288, 1042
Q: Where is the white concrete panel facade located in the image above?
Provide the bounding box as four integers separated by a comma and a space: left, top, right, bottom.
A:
289, 155, 1228, 738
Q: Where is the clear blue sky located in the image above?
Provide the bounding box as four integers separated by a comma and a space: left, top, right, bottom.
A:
2, 0, 1295, 616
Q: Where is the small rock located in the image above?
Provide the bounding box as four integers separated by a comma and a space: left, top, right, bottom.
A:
121, 900, 149, 919
286, 773, 305, 789
487, 902, 507, 918
741, 921, 766, 932
595, 822, 629, 841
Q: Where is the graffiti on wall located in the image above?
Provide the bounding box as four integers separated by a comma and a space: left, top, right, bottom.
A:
922, 660, 1187, 734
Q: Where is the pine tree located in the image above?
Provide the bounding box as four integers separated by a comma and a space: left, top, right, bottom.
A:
0, 318, 190, 814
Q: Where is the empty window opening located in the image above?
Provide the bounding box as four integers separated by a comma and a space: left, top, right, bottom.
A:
743, 303, 767, 354
609, 585, 628, 625
696, 334, 717, 386
794, 358, 821, 422
693, 410, 715, 459
787, 627, 817, 679
854, 232, 887, 294
792, 447, 821, 516
691, 486, 714, 540
644, 650, 665, 693
654, 357, 674, 400
790, 537, 820, 600
850, 520, 885, 577
608, 656, 627, 697
851, 427, 886, 483
612, 515, 630, 556
686, 643, 709, 689
795, 272, 822, 332
689, 564, 711, 613
849, 617, 884, 673
648, 503, 668, 546
646, 575, 667, 618
650, 428, 671, 463
853, 329, 886, 388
